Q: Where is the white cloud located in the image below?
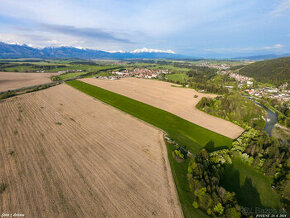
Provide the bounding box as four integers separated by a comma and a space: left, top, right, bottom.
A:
263, 44, 283, 49
0, 0, 251, 40
0, 0, 289, 56
270, 0, 290, 16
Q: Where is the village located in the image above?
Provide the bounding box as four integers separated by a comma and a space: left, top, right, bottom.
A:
228, 72, 290, 101
197, 61, 231, 70
94, 66, 290, 102
95, 68, 169, 80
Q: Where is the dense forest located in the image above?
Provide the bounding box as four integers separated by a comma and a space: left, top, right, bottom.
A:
181, 127, 289, 216
161, 64, 231, 94
186, 68, 230, 94
238, 57, 290, 87
188, 149, 241, 217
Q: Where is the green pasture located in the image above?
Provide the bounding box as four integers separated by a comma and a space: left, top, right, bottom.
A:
166, 73, 189, 83
221, 157, 281, 209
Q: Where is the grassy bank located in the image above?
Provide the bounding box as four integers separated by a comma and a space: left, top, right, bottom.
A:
66, 80, 233, 154
57, 72, 87, 80
221, 157, 281, 209
165, 141, 208, 218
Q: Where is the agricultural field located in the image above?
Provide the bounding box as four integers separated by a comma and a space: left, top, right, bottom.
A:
67, 80, 234, 154
0, 60, 118, 73
0, 71, 58, 92
67, 79, 280, 216
0, 84, 183, 217
81, 77, 244, 139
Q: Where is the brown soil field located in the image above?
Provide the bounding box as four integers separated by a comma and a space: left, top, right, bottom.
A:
0, 72, 58, 92
81, 77, 244, 139
0, 84, 183, 217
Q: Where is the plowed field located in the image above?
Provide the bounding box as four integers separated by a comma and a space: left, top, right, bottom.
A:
0, 72, 58, 92
0, 84, 182, 217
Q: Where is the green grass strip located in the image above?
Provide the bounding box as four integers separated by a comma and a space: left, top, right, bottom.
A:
66, 80, 232, 154
165, 141, 209, 218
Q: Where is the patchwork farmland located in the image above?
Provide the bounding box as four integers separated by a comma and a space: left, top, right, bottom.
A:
81, 77, 244, 139
0, 84, 183, 217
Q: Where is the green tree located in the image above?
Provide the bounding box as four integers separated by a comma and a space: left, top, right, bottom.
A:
213, 203, 224, 216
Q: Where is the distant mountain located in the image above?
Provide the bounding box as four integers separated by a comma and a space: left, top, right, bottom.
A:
238, 57, 290, 86
233, 54, 290, 60
0, 42, 42, 58
0, 42, 186, 59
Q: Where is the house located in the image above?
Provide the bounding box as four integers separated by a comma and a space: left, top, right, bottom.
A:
247, 81, 253, 86
248, 89, 254, 95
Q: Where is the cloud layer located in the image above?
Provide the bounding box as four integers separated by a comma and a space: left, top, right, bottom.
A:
40, 24, 132, 43
0, 0, 289, 57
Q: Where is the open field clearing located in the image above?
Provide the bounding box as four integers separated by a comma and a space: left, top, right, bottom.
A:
0, 72, 58, 92
221, 157, 281, 209
67, 80, 233, 154
166, 73, 189, 83
81, 78, 244, 139
0, 84, 183, 217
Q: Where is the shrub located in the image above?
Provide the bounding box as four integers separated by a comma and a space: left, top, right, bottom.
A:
8, 151, 15, 156
206, 208, 212, 215
225, 207, 241, 218
173, 149, 184, 159
285, 117, 290, 128
0, 182, 7, 194
213, 203, 224, 216
192, 201, 199, 208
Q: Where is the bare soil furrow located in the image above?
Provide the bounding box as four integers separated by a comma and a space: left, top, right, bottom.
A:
0, 84, 183, 217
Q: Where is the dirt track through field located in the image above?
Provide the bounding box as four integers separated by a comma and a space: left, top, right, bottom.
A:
0, 72, 58, 92
0, 84, 183, 217
81, 78, 244, 139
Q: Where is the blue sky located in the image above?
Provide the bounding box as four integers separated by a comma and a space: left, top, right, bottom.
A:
0, 0, 289, 57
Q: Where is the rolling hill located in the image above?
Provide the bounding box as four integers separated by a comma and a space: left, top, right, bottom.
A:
238, 57, 290, 86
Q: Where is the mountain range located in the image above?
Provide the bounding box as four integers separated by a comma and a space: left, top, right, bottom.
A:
0, 42, 186, 59
1, 42, 289, 60
232, 54, 290, 60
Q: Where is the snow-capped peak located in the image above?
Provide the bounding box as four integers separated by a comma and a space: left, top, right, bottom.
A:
130, 48, 175, 54
105, 50, 126, 53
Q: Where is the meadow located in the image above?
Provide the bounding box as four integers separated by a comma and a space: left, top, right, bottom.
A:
221, 157, 281, 209
166, 73, 189, 83
0, 60, 118, 73
165, 141, 209, 218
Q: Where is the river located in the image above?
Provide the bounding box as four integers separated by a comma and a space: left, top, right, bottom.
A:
243, 95, 278, 136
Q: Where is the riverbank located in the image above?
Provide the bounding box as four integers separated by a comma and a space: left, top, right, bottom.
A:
242, 95, 277, 136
